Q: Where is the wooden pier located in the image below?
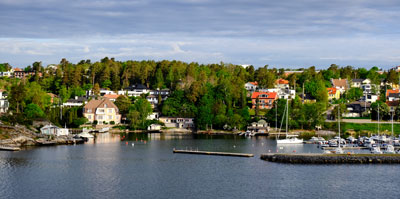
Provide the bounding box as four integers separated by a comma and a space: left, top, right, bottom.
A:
173, 149, 254, 157
261, 153, 400, 164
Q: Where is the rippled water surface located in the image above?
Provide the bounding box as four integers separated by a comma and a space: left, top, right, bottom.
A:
1, 133, 400, 199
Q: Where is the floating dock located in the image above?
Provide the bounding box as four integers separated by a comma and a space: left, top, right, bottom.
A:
0, 145, 21, 151
173, 149, 254, 157
260, 153, 400, 164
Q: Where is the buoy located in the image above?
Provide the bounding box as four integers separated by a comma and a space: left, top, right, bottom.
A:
233, 145, 236, 148
293, 150, 296, 153
144, 141, 147, 144
268, 150, 271, 152
125, 142, 128, 145
132, 143, 134, 147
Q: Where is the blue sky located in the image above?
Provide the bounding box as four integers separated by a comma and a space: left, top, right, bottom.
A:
1, 0, 400, 69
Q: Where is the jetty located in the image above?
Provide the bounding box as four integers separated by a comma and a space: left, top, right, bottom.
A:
260, 153, 400, 164
0, 145, 21, 151
173, 149, 254, 157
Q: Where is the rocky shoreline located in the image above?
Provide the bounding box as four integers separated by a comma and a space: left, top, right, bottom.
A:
260, 153, 400, 164
0, 124, 84, 151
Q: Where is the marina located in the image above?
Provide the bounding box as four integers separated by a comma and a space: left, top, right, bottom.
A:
173, 149, 254, 157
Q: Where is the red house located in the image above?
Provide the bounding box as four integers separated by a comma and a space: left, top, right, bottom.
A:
251, 92, 278, 109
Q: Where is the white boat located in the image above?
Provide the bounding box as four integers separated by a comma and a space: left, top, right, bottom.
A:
371, 146, 383, 154
277, 135, 303, 144
276, 99, 303, 144
328, 105, 344, 154
78, 128, 94, 138
384, 145, 396, 154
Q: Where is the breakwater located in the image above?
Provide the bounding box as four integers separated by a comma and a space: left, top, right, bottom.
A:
260, 153, 400, 164
173, 149, 254, 157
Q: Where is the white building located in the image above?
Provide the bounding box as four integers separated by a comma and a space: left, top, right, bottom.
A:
159, 117, 194, 129
0, 69, 13, 78
245, 82, 258, 92
362, 94, 379, 103
259, 88, 296, 100
40, 125, 69, 136
0, 89, 8, 113
117, 84, 150, 97
147, 124, 162, 131
63, 96, 88, 107
100, 89, 116, 96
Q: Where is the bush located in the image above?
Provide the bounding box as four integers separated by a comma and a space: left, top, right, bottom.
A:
110, 121, 115, 125
93, 120, 98, 125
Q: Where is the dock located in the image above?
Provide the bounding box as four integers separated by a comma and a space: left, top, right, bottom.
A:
173, 149, 254, 157
261, 153, 400, 164
0, 145, 21, 151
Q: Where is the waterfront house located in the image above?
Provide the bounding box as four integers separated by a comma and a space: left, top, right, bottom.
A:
13, 68, 42, 79
331, 78, 349, 94
0, 89, 8, 113
388, 92, 400, 102
40, 125, 69, 136
83, 98, 121, 125
251, 92, 278, 109
148, 124, 162, 131
147, 112, 160, 120
247, 120, 270, 133
327, 87, 340, 101
159, 117, 194, 129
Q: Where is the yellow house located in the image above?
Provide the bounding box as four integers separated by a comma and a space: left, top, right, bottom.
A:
83, 98, 121, 124
327, 87, 340, 100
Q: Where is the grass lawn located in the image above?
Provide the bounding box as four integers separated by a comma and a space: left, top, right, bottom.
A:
249, 109, 268, 116
341, 122, 400, 135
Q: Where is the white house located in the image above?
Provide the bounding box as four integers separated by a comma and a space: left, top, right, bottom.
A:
159, 117, 194, 129
147, 124, 162, 131
100, 89, 116, 96
0, 89, 8, 113
63, 96, 88, 107
245, 82, 258, 92
117, 84, 150, 97
147, 112, 160, 120
259, 88, 296, 100
0, 69, 13, 78
40, 125, 69, 136
362, 94, 379, 103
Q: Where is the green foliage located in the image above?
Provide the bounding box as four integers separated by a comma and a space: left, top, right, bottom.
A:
127, 97, 152, 129
114, 95, 131, 116
24, 103, 45, 119
345, 87, 363, 101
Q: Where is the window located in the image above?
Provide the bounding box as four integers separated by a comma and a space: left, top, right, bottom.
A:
88, 115, 91, 119
108, 109, 112, 113
87, 109, 92, 113
104, 104, 107, 108
97, 115, 103, 120
108, 115, 113, 120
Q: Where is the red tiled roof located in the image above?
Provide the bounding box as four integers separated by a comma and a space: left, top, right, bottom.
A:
386, 89, 400, 97
331, 79, 348, 89
251, 92, 277, 99
104, 94, 120, 99
249, 81, 258, 86
327, 87, 337, 94
276, 79, 289, 84
13, 68, 23, 72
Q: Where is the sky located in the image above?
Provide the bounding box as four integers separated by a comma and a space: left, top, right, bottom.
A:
1, 0, 400, 69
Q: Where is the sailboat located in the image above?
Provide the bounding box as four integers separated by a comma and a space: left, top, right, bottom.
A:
371, 104, 382, 154
276, 99, 303, 144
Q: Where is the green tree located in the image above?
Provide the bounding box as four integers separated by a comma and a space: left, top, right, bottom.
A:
24, 103, 45, 119
114, 95, 131, 115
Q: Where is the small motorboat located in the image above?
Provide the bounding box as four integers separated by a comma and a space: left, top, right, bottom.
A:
384, 145, 396, 154
371, 146, 383, 154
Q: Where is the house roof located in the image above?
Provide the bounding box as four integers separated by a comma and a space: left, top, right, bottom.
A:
327, 87, 337, 94
386, 89, 400, 97
276, 79, 289, 85
13, 68, 23, 72
331, 79, 348, 89
352, 79, 364, 83
104, 94, 120, 99
386, 101, 400, 107
251, 92, 277, 99
124, 83, 149, 90
83, 98, 119, 113
66, 96, 87, 103
248, 81, 258, 86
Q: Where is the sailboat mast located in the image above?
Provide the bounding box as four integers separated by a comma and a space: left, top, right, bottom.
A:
286, 99, 288, 135
378, 103, 380, 136
392, 112, 394, 137
338, 105, 341, 148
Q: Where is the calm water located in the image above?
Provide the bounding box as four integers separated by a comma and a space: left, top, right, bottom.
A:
1, 133, 400, 199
